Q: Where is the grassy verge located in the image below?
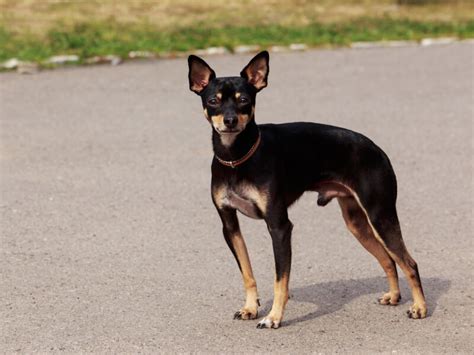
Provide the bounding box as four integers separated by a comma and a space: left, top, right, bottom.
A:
1, 0, 473, 64
1, 17, 473, 63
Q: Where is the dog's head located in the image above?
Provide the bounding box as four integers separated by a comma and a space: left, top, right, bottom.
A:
188, 51, 269, 137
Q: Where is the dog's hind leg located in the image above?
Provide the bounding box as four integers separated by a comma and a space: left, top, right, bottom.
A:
354, 191, 427, 319
338, 196, 401, 305
369, 210, 427, 318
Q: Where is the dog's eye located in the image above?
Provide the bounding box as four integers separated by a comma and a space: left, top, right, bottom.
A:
238, 96, 249, 104
207, 97, 219, 106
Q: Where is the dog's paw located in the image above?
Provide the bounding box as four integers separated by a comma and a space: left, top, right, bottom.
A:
233, 308, 258, 320
407, 303, 427, 319
378, 291, 401, 306
256, 315, 281, 329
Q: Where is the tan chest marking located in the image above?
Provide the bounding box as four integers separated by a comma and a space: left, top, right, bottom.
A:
213, 183, 268, 219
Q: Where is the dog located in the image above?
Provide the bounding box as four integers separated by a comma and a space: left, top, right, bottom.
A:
187, 51, 427, 329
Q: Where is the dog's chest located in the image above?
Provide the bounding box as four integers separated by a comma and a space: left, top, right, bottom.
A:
218, 183, 267, 219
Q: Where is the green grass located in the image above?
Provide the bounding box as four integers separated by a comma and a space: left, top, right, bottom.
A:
1, 17, 473, 63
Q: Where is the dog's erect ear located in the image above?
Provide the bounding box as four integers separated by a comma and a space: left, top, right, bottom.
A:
188, 55, 216, 94
240, 51, 269, 91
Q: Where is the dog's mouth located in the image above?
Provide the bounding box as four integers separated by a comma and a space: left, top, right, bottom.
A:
217, 128, 240, 134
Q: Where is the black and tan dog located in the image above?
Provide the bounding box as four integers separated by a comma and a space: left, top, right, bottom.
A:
188, 51, 427, 329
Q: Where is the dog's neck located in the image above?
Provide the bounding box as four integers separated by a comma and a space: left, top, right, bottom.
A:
212, 120, 259, 162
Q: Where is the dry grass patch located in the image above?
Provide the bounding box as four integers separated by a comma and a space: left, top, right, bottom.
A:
1, 0, 472, 36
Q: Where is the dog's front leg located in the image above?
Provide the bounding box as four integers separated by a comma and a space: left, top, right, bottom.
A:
217, 207, 260, 320
257, 210, 293, 329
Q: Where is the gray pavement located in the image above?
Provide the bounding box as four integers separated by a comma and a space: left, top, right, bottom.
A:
1, 43, 472, 353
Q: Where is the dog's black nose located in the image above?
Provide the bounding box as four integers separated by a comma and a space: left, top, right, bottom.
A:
224, 115, 238, 128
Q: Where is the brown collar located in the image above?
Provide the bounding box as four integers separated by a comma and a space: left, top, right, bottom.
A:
215, 131, 261, 168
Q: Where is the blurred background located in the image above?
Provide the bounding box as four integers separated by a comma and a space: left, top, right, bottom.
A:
0, 0, 472, 66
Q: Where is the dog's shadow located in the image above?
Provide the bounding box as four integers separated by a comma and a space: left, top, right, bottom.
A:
260, 276, 450, 326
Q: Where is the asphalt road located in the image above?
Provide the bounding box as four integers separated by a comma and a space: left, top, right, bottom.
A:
1, 42, 472, 353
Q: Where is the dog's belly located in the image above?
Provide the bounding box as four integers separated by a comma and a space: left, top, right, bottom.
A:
312, 181, 352, 206
227, 190, 263, 219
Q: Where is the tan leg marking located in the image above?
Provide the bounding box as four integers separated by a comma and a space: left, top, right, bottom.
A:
257, 273, 289, 329
348, 189, 427, 318
231, 232, 259, 320
212, 185, 227, 209
338, 196, 400, 305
